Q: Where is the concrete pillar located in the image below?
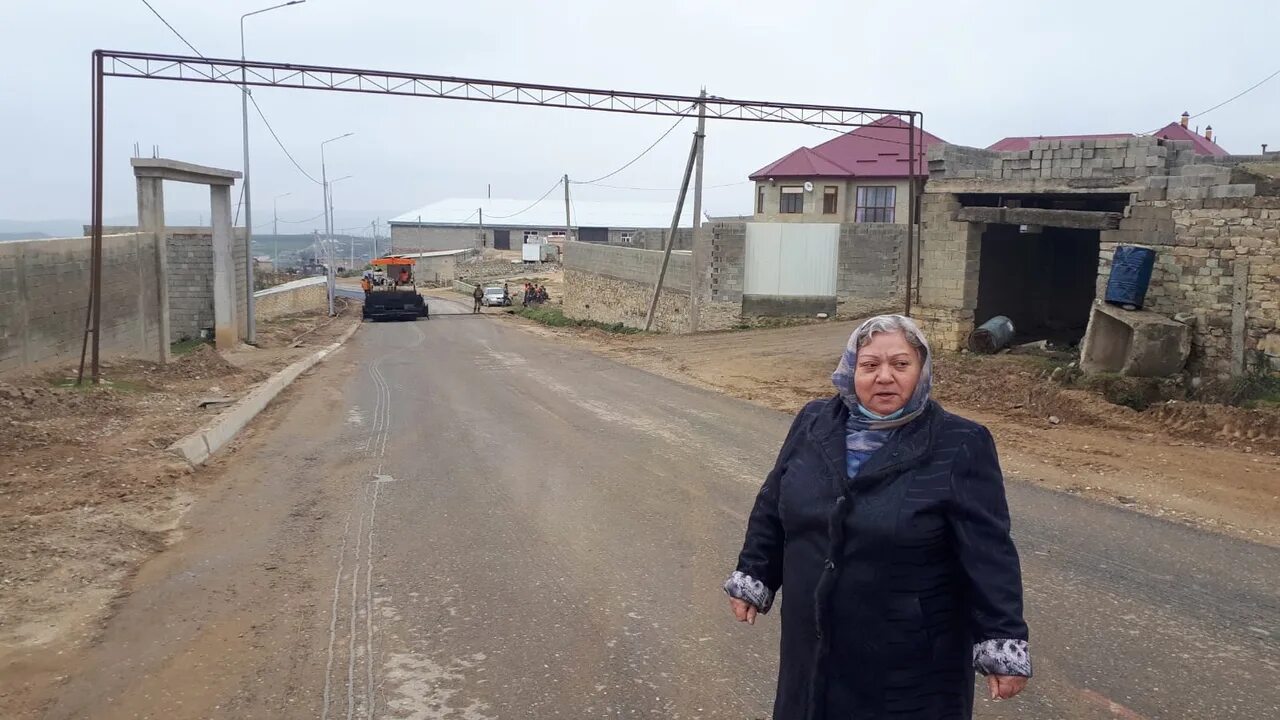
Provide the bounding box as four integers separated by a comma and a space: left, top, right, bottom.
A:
136, 176, 169, 362
210, 184, 239, 350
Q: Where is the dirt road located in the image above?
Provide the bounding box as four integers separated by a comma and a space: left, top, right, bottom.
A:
32, 297, 1280, 719
551, 320, 1280, 545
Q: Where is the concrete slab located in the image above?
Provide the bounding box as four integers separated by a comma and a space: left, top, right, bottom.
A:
1080, 301, 1191, 377
130, 157, 242, 186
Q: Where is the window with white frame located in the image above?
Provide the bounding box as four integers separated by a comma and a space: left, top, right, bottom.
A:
620, 231, 634, 244
523, 230, 541, 243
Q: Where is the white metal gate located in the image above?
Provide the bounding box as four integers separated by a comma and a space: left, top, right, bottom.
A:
744, 223, 839, 296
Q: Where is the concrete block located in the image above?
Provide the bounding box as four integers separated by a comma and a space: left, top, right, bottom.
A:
1080, 301, 1191, 377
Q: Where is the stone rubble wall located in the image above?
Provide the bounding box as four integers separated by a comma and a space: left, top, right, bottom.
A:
562, 267, 691, 333
1099, 196, 1280, 374
916, 138, 1280, 374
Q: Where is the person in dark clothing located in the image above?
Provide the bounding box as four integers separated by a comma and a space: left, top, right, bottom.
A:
725, 314, 1031, 720
472, 285, 483, 313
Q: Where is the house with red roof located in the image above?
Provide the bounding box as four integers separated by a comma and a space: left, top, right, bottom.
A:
988, 112, 1230, 157
749, 116, 945, 225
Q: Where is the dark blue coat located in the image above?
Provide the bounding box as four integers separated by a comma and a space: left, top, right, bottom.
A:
733, 396, 1028, 720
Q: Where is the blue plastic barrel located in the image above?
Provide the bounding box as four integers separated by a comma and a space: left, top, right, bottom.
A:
1105, 245, 1156, 310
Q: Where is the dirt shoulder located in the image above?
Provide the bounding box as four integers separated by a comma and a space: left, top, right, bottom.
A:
500, 316, 1280, 546
0, 304, 359, 719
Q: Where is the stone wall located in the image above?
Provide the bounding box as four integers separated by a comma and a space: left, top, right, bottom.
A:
0, 233, 160, 376
605, 227, 692, 251
916, 138, 1280, 374
563, 241, 691, 291
562, 268, 691, 333
560, 240, 745, 332
253, 276, 327, 321
1099, 195, 1280, 374
837, 223, 908, 317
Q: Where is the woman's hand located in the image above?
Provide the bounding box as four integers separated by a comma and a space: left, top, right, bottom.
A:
728, 597, 758, 625
986, 674, 1027, 701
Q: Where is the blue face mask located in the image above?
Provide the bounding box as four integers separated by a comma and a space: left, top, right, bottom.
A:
856, 404, 905, 422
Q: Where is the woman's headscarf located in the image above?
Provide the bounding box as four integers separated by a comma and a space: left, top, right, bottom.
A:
831, 315, 933, 479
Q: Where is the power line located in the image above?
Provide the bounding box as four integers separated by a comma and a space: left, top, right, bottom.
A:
137, 0, 322, 187
572, 116, 688, 185
485, 178, 564, 219
139, 0, 201, 56
585, 180, 750, 191
1141, 65, 1280, 136
248, 95, 323, 185
274, 210, 328, 224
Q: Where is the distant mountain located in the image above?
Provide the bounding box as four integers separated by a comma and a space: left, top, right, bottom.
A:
0, 231, 52, 241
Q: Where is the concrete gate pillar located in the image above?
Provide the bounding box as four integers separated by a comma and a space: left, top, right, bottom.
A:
135, 176, 169, 363
209, 184, 238, 350
131, 158, 243, 357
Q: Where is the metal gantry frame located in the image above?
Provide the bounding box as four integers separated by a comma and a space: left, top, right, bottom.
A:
80, 49, 923, 381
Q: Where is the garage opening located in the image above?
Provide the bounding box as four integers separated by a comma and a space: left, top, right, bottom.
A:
974, 224, 1100, 347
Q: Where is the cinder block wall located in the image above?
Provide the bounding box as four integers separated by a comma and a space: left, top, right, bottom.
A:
165, 229, 248, 342
837, 224, 907, 317
0, 233, 160, 376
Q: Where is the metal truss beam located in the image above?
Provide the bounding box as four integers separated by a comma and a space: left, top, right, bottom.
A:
99, 50, 916, 127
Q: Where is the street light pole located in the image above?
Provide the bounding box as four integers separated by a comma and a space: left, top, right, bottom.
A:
272, 191, 290, 268
327, 175, 354, 269
320, 132, 353, 315
240, 0, 307, 343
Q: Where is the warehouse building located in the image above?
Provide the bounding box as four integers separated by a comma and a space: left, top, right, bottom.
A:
388, 198, 694, 253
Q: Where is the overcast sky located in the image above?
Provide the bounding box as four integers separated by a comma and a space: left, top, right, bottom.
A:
2, 0, 1277, 230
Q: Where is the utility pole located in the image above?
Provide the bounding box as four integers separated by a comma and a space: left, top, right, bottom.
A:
689, 88, 708, 333
371, 219, 377, 262
478, 207, 485, 248
644, 131, 699, 332
563, 174, 572, 245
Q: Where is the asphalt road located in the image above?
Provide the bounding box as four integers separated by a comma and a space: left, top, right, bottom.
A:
46, 296, 1280, 719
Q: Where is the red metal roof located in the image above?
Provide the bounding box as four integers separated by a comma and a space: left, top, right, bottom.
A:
1151, 122, 1229, 157
749, 115, 945, 180
987, 133, 1135, 152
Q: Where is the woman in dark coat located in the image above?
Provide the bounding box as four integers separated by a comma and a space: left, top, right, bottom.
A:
725, 314, 1031, 720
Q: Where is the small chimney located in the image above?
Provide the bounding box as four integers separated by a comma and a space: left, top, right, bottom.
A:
1205, 125, 1214, 142
1180, 111, 1190, 128
1263, 143, 1269, 154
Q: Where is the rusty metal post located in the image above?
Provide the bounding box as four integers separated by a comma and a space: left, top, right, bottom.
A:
905, 112, 916, 318
78, 51, 106, 384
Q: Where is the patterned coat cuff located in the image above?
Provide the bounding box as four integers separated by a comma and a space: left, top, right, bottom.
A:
973, 638, 1032, 677
723, 571, 774, 614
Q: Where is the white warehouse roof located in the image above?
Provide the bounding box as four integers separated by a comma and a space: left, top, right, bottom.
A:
390, 198, 693, 229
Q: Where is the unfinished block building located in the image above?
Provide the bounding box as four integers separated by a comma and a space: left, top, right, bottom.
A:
917, 138, 1280, 377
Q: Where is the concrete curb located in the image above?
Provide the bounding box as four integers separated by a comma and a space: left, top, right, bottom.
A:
168, 320, 361, 466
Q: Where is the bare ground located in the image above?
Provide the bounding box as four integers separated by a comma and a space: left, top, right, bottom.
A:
0, 303, 358, 717
504, 317, 1280, 546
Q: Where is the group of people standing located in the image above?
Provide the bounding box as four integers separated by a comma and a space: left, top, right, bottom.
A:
521, 283, 549, 307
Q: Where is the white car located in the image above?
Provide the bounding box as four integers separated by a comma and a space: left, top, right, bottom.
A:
481, 287, 510, 307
